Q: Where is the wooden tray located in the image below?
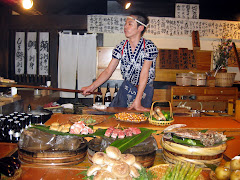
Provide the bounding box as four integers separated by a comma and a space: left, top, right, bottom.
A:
18, 139, 88, 166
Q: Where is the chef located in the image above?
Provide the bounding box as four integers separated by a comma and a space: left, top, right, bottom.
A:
81, 12, 158, 111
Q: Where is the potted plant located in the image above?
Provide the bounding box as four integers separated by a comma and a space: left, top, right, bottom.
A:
213, 36, 233, 75
212, 36, 236, 87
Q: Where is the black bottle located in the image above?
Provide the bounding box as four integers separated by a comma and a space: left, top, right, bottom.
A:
104, 83, 111, 107
113, 83, 118, 100
95, 87, 103, 105
6, 119, 14, 143
12, 121, 21, 143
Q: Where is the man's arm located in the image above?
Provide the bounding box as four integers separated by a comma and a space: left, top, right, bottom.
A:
81, 58, 119, 95
128, 60, 152, 111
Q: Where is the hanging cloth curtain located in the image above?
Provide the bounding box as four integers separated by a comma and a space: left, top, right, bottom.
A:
58, 32, 96, 98
77, 34, 97, 98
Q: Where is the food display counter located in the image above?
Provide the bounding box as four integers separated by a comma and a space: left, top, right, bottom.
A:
1, 107, 240, 179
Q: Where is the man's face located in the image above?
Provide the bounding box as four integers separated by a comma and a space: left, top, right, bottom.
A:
124, 16, 142, 38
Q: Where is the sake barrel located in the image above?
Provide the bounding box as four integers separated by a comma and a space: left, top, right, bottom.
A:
18, 139, 88, 166
160, 137, 227, 167
192, 73, 206, 86
176, 73, 192, 86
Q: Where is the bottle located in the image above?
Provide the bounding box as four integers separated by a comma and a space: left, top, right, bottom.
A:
6, 119, 14, 143
104, 83, 111, 107
12, 121, 21, 143
113, 83, 118, 100
95, 87, 103, 105
28, 104, 31, 112
46, 75, 51, 87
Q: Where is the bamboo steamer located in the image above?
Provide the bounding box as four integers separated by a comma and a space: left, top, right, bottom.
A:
87, 137, 157, 168
18, 139, 88, 166
160, 137, 227, 167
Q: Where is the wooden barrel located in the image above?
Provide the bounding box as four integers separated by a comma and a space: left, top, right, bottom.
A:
18, 139, 88, 166
160, 137, 227, 167
87, 138, 156, 168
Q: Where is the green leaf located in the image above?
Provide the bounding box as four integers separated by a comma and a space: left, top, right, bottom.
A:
110, 128, 156, 153
172, 135, 204, 147
205, 164, 217, 172
227, 136, 235, 141
30, 125, 106, 138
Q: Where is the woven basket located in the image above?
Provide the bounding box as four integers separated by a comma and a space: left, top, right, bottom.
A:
215, 73, 236, 87
149, 101, 174, 126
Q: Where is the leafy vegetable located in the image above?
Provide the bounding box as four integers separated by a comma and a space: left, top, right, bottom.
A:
133, 167, 156, 180
172, 135, 204, 147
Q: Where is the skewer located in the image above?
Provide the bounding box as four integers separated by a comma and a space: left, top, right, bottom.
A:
7, 84, 102, 95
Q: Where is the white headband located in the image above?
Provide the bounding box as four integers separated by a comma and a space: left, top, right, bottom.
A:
127, 16, 148, 28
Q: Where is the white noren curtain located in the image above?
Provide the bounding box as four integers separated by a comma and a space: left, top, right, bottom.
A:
58, 32, 96, 98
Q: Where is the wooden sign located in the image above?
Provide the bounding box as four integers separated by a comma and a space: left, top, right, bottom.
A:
192, 31, 200, 50
159, 49, 209, 70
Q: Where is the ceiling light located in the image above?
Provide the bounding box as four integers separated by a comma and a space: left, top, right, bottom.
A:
22, 0, 33, 9
125, 2, 131, 9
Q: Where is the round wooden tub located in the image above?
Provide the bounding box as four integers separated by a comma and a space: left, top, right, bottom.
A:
87, 137, 157, 168
18, 139, 88, 166
160, 137, 227, 167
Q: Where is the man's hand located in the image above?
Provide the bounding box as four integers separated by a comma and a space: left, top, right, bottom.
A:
81, 85, 95, 96
128, 99, 150, 111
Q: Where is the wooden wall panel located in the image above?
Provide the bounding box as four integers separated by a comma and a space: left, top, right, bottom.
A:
195, 50, 212, 70
97, 47, 212, 82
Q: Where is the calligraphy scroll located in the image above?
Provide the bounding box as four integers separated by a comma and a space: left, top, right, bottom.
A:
175, 3, 199, 19
27, 32, 37, 75
87, 15, 240, 39
39, 32, 49, 75
15, 32, 25, 75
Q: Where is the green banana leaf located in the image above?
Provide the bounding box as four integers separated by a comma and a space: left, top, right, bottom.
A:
110, 128, 156, 153
30, 125, 106, 137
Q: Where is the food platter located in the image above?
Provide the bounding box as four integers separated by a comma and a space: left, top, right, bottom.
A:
114, 112, 148, 123
69, 115, 105, 125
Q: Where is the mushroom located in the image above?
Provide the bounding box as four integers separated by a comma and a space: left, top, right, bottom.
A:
87, 164, 102, 176
132, 162, 142, 170
106, 146, 121, 160
120, 154, 136, 166
129, 165, 140, 178
92, 152, 106, 165
111, 161, 130, 178
94, 170, 117, 180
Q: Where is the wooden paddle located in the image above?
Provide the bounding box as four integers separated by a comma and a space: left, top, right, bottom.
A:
8, 84, 102, 95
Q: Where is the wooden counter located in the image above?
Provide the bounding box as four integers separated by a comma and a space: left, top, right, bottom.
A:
2, 108, 240, 179
45, 111, 240, 159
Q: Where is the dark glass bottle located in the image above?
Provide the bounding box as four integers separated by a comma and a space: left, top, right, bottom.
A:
95, 87, 103, 105
113, 83, 118, 100
6, 119, 14, 143
24, 116, 29, 128
0, 118, 5, 142
104, 83, 111, 107
19, 118, 25, 133
12, 121, 21, 143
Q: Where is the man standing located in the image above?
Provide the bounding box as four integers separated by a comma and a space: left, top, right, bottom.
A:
81, 12, 158, 111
